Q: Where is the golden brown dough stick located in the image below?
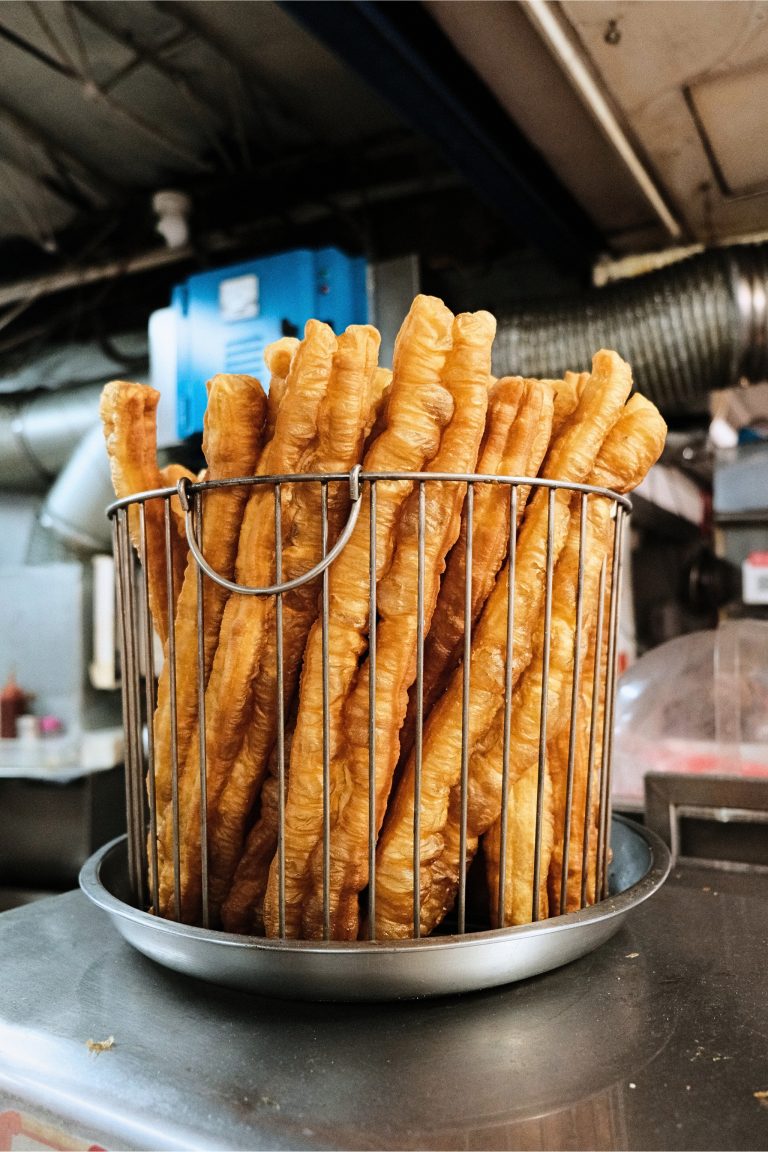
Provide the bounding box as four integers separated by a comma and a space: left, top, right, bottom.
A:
551, 371, 590, 438
157, 320, 338, 923
482, 495, 614, 928
264, 337, 299, 438
399, 377, 555, 766
220, 361, 392, 934
487, 393, 667, 926
262, 294, 456, 939
151, 374, 268, 863
222, 774, 280, 934
220, 710, 296, 934
159, 461, 197, 499
299, 309, 493, 940
546, 393, 667, 914
151, 345, 287, 834
490, 761, 556, 925
546, 618, 603, 916
100, 381, 185, 648
365, 366, 392, 436
157, 462, 198, 595
205, 325, 381, 921
372, 349, 633, 939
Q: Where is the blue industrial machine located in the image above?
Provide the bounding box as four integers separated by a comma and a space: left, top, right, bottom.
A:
150, 246, 368, 443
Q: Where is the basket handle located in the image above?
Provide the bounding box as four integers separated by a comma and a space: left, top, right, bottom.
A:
177, 466, 363, 597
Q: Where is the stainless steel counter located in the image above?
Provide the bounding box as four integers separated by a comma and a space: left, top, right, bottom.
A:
0, 862, 766, 1151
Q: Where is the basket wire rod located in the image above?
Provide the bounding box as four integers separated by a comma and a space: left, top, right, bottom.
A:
558, 493, 588, 915
274, 483, 286, 938
412, 480, 427, 938
130, 513, 147, 905
581, 558, 607, 907
138, 505, 159, 914
114, 510, 140, 902
597, 505, 625, 898
457, 482, 474, 934
367, 480, 378, 940
532, 488, 556, 923
164, 500, 182, 922
320, 483, 331, 940
130, 506, 152, 911
194, 491, 210, 930
496, 483, 518, 930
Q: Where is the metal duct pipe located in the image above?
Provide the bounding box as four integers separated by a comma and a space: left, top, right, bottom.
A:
0, 382, 105, 491
39, 423, 114, 553
493, 242, 768, 415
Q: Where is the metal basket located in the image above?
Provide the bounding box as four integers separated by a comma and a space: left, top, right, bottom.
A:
84, 468, 669, 999
112, 463, 630, 930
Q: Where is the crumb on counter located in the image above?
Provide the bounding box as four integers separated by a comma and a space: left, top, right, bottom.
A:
86, 1036, 115, 1054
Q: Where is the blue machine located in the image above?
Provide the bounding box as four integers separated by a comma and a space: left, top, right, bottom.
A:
163, 247, 368, 439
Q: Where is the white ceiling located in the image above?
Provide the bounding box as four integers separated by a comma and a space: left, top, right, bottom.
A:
430, 0, 768, 255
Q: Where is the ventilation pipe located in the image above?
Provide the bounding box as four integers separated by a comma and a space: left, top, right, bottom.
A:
493, 242, 768, 415
0, 382, 105, 491
0, 383, 114, 553
40, 423, 114, 553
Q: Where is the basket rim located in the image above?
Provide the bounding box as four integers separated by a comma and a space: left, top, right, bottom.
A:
106, 469, 633, 518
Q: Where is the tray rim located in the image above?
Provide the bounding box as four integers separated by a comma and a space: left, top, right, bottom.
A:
79, 813, 671, 956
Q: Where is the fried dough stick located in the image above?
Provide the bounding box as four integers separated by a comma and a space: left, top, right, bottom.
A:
299, 309, 493, 940
546, 393, 667, 915
100, 381, 187, 648
205, 325, 381, 921
151, 374, 268, 868
372, 349, 632, 939
482, 495, 614, 928
221, 369, 393, 936
264, 337, 300, 438
151, 345, 292, 863
398, 377, 555, 768
546, 617, 603, 916
157, 320, 338, 922
262, 294, 456, 939
551, 371, 590, 438
484, 393, 667, 927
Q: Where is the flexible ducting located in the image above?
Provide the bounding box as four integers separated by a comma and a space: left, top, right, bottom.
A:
0, 382, 105, 491
39, 423, 114, 553
493, 242, 768, 415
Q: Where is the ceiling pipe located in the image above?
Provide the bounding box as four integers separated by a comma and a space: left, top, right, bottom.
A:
494, 242, 768, 417
522, 0, 683, 242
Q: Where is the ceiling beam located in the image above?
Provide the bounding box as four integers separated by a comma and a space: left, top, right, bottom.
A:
281, 0, 604, 274
71, 2, 236, 172
0, 93, 118, 202
0, 11, 211, 172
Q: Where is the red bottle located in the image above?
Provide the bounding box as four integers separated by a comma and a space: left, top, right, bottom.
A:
0, 672, 28, 739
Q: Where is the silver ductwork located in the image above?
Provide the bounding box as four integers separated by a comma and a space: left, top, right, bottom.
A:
0, 381, 116, 554
39, 423, 114, 553
0, 383, 105, 491
493, 242, 768, 414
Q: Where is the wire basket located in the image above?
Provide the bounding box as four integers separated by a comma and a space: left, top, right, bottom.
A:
109, 468, 631, 953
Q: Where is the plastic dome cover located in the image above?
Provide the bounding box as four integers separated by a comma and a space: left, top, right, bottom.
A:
611, 620, 768, 805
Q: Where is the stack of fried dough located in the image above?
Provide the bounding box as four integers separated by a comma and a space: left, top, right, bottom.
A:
100, 293, 666, 941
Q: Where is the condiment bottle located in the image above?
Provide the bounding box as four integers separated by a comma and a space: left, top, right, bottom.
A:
0, 672, 28, 739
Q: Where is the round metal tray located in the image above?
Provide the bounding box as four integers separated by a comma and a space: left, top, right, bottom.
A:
79, 814, 670, 1002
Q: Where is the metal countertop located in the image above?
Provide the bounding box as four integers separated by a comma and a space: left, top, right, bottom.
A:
0, 862, 766, 1151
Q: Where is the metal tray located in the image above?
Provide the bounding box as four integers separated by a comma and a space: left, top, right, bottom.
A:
79, 814, 670, 1002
